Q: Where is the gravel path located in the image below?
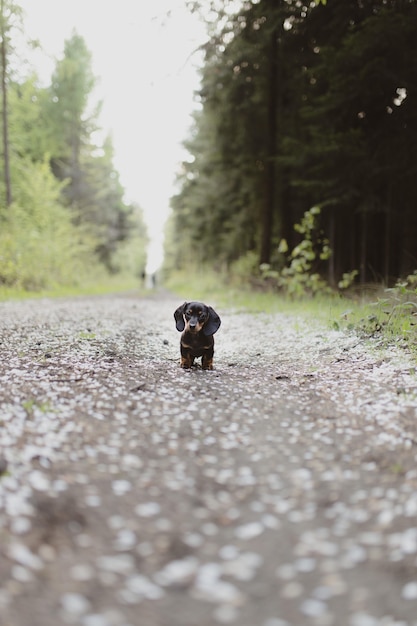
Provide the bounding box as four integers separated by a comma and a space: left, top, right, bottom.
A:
1, 292, 417, 626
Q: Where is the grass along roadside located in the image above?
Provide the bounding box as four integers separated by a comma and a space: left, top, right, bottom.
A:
0, 274, 145, 302
1, 267, 416, 357
166, 269, 417, 357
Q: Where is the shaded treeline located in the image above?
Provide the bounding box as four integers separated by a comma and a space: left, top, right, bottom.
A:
0, 3, 147, 291
167, 0, 417, 286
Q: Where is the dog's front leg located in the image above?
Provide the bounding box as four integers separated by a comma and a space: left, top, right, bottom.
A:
180, 344, 193, 368
202, 348, 214, 370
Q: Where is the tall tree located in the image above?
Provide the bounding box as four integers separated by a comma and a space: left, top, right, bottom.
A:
39, 32, 141, 270
298, 0, 417, 281
0, 7, 148, 289
46, 31, 97, 208
0, 0, 21, 207
168, 0, 417, 285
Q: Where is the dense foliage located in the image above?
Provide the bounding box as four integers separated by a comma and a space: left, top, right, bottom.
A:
167, 0, 417, 288
0, 3, 147, 291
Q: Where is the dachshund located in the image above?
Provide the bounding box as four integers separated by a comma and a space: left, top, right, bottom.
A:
174, 301, 221, 370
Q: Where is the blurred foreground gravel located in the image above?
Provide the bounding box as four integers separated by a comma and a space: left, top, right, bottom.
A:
1, 292, 417, 626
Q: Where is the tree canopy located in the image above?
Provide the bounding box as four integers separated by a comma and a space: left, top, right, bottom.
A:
167, 0, 417, 286
0, 5, 147, 290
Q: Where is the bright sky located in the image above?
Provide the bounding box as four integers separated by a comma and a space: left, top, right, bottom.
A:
18, 0, 207, 272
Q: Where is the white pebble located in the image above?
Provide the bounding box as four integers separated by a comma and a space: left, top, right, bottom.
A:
70, 564, 95, 581
5, 492, 35, 517
359, 532, 383, 546
213, 604, 239, 623
137, 542, 153, 557
183, 532, 203, 548
275, 564, 296, 580
349, 613, 379, 626
116, 588, 141, 605
12, 565, 33, 582
234, 521, 264, 540
28, 470, 50, 491
121, 454, 143, 468
85, 494, 101, 507
0, 589, 10, 610
262, 514, 280, 529
114, 529, 136, 550
404, 497, 417, 517
81, 614, 110, 626
154, 557, 198, 587
313, 586, 333, 601
400, 529, 417, 554
295, 557, 316, 573
134, 502, 161, 517
96, 554, 135, 575
38, 544, 56, 562
193, 578, 244, 606
10, 517, 31, 534
52, 479, 68, 492
280, 582, 304, 599
241, 552, 264, 569
125, 575, 164, 599
155, 518, 172, 532
107, 515, 125, 530
291, 468, 312, 485
8, 543, 43, 570
219, 545, 239, 560
300, 598, 328, 617
377, 509, 395, 526
75, 534, 93, 548
112, 480, 132, 496
315, 540, 339, 556
342, 545, 367, 567
196, 562, 222, 586
60, 592, 91, 616
222, 560, 254, 582
96, 610, 126, 626
402, 581, 417, 600
202, 522, 219, 536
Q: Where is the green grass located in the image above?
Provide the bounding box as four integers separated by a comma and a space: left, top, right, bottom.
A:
2, 266, 416, 356
340, 295, 417, 353
166, 269, 417, 356
0, 274, 145, 302
22, 398, 53, 415
166, 269, 349, 321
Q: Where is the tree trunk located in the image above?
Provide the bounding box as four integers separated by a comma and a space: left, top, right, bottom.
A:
360, 211, 367, 284
260, 25, 278, 265
1, 0, 12, 207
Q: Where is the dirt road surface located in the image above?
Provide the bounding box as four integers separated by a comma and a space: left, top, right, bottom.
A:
1, 292, 417, 626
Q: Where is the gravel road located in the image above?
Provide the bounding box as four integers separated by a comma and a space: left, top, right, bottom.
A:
1, 292, 417, 626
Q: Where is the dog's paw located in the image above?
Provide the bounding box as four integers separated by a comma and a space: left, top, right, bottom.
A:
180, 356, 193, 369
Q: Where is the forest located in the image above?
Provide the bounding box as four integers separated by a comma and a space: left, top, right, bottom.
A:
0, 1, 147, 292
166, 0, 417, 291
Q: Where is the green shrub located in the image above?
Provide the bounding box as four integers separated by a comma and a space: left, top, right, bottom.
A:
0, 158, 101, 290
260, 206, 333, 297
229, 250, 260, 285
339, 271, 417, 353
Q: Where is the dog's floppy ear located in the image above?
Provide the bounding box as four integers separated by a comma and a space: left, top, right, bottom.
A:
203, 306, 221, 336
174, 302, 187, 332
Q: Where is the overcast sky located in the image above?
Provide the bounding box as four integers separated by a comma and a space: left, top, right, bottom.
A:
18, 0, 207, 271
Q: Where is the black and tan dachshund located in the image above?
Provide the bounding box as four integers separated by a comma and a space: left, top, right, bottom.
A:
174, 301, 221, 370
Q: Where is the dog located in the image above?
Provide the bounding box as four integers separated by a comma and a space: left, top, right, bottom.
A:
174, 301, 221, 370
